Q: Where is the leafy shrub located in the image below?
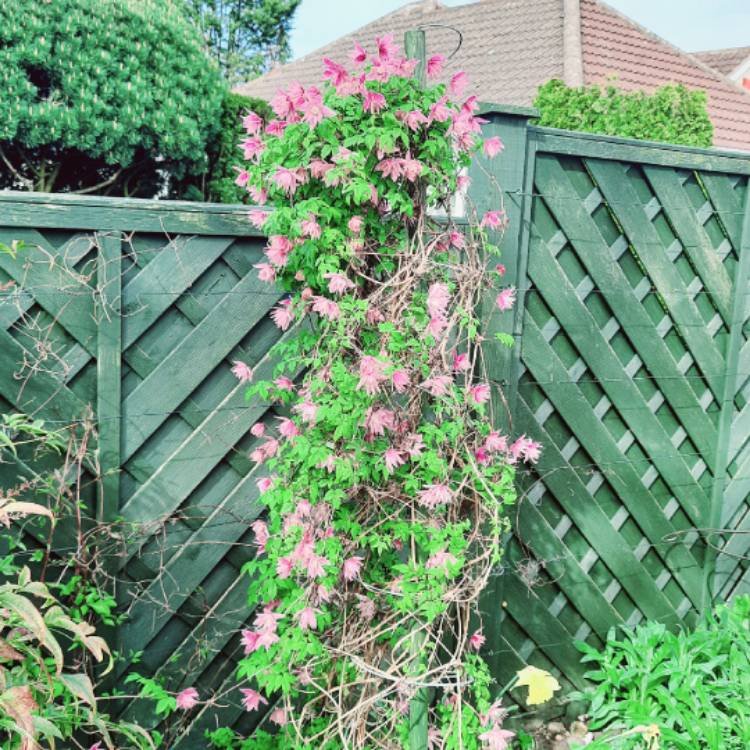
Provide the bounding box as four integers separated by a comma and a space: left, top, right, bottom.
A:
0, 0, 224, 195
534, 80, 713, 148
172, 91, 272, 203
574, 596, 750, 749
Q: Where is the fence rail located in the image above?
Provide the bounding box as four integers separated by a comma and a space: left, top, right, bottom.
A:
1, 110, 749, 745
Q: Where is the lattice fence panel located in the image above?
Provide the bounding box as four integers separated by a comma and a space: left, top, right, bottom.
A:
492, 150, 750, 697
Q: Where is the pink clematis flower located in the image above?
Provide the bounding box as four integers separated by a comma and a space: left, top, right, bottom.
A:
475, 447, 491, 465
449, 230, 466, 248
176, 687, 199, 710
241, 629, 260, 654
274, 376, 295, 390
249, 185, 267, 204
449, 71, 469, 96
342, 556, 363, 581
301, 215, 322, 239
322, 58, 348, 87
323, 272, 356, 295
401, 109, 428, 131
235, 169, 250, 187
348, 215, 364, 232
350, 42, 368, 65
392, 369, 409, 393
271, 300, 295, 331
249, 209, 269, 229
426, 282, 451, 318
295, 400, 319, 424
418, 483, 454, 510
485, 431, 508, 452
276, 556, 293, 579
470, 630, 486, 651
270, 708, 289, 726
241, 136, 265, 160
426, 550, 458, 570
376, 33, 398, 60
251, 520, 269, 554
363, 91, 387, 114
426, 54, 445, 78
483, 136, 504, 158
240, 688, 268, 712
384, 448, 405, 473
429, 95, 451, 123
421, 375, 453, 397
231, 360, 253, 382
468, 383, 491, 405
256, 476, 275, 494
478, 725, 516, 750
255, 630, 279, 650
480, 210, 506, 229
297, 606, 319, 630
250, 422, 265, 438
357, 595, 376, 620
243, 110, 263, 134
277, 417, 300, 439
311, 296, 341, 320
306, 554, 329, 579
254, 262, 276, 282
366, 407, 395, 436
271, 166, 300, 194
453, 353, 471, 372
265, 234, 293, 267
496, 287, 516, 311
357, 355, 388, 395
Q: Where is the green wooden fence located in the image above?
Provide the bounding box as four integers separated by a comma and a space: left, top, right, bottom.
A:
1, 111, 749, 744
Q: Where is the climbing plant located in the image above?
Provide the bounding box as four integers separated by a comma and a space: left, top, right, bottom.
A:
208, 36, 546, 749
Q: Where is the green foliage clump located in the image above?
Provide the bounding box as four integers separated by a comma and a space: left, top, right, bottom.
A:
172, 92, 272, 204
575, 595, 750, 749
534, 79, 713, 148
0, 0, 224, 195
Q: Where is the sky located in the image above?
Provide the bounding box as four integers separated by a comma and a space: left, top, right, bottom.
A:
288, 0, 750, 60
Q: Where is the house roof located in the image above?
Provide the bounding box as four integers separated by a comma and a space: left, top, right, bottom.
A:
693, 46, 750, 77
235, 0, 750, 151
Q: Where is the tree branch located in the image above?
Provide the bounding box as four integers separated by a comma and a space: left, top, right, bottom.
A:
72, 168, 124, 195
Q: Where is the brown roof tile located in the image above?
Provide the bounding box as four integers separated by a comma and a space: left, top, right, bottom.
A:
235, 0, 750, 151
580, 0, 750, 150
694, 46, 750, 77
235, 0, 566, 106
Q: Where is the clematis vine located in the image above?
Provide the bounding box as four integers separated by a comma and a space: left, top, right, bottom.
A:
225, 34, 546, 750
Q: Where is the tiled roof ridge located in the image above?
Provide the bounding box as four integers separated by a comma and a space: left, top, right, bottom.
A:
592, 0, 750, 100
694, 44, 750, 56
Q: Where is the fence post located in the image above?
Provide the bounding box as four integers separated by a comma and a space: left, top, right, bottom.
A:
404, 28, 430, 750
470, 105, 537, 684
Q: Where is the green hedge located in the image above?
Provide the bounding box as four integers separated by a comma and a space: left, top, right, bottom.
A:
534, 80, 713, 148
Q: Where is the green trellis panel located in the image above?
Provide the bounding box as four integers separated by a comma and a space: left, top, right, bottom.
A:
0, 116, 749, 745
481, 113, 750, 700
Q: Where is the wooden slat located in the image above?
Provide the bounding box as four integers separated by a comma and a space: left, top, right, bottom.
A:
514, 397, 682, 622
522, 318, 704, 608
95, 232, 122, 580
0, 228, 98, 354
122, 235, 237, 348
644, 166, 733, 326
531, 128, 750, 175
0, 326, 90, 422
527, 235, 709, 526
532, 156, 718, 466
0, 192, 264, 236
121, 269, 276, 461
585, 159, 727, 399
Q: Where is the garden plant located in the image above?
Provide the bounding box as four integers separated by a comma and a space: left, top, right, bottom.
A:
196, 33, 549, 750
